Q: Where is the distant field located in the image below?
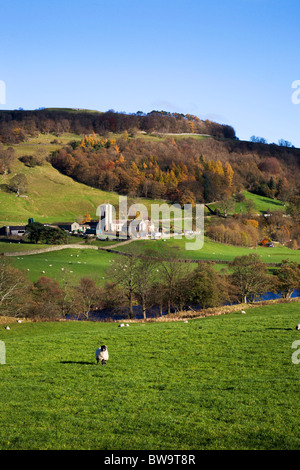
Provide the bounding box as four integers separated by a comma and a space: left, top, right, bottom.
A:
119, 236, 300, 265
0, 242, 49, 253
9, 247, 120, 285
208, 191, 286, 215
1, 302, 300, 450
0, 238, 120, 253
5, 234, 300, 286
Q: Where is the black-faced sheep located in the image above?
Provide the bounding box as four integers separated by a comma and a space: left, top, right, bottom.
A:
96, 345, 109, 365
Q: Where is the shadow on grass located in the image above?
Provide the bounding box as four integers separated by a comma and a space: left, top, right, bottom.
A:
60, 360, 95, 365
265, 327, 294, 331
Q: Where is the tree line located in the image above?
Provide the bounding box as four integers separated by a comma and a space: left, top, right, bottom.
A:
1, 251, 299, 321
0, 109, 235, 144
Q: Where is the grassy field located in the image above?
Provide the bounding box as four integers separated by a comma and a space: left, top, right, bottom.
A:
208, 191, 286, 215
119, 236, 300, 264
8, 247, 120, 285
1, 302, 300, 450
4, 234, 299, 286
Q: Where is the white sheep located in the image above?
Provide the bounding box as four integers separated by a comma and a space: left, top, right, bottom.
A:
241, 310, 246, 314
96, 345, 109, 365
118, 323, 125, 327
5, 326, 10, 330
296, 322, 300, 331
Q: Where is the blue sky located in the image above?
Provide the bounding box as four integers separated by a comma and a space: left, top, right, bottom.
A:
1, 0, 300, 146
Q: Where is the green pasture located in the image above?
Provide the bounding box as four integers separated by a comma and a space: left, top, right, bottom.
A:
9, 248, 120, 285
0, 242, 49, 253
208, 191, 286, 215
6, 234, 300, 286
119, 236, 300, 265
1, 302, 300, 450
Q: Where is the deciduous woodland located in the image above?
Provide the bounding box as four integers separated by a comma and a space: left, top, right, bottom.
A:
50, 133, 299, 205
0, 109, 235, 143
0, 109, 299, 206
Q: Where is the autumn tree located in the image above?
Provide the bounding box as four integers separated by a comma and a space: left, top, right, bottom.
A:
274, 260, 300, 299
81, 213, 91, 224
29, 276, 64, 320
188, 263, 230, 308
224, 162, 234, 188
230, 254, 273, 303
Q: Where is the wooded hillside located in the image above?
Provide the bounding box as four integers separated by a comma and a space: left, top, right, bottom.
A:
0, 108, 235, 144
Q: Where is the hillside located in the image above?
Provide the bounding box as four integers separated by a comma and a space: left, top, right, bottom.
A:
0, 109, 299, 251
0, 108, 236, 144
0, 134, 163, 226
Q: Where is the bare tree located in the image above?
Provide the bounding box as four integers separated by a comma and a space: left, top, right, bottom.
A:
0, 147, 15, 175
71, 277, 102, 320
0, 259, 31, 317
108, 256, 137, 319
156, 247, 190, 314
133, 257, 158, 320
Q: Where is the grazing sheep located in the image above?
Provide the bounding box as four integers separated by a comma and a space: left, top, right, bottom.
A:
96, 345, 109, 365
241, 310, 246, 314
296, 323, 300, 331
119, 323, 125, 327
5, 326, 10, 330
126, 323, 130, 327
17, 319, 22, 323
